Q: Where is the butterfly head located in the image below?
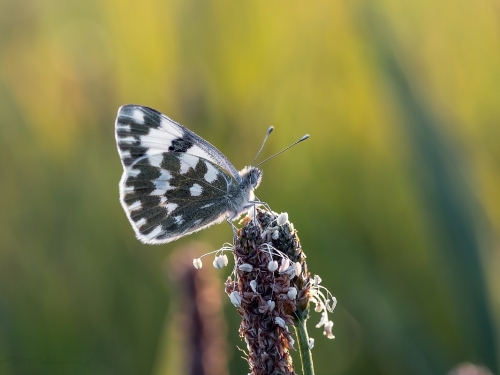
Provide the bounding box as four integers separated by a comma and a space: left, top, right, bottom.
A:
239, 166, 263, 191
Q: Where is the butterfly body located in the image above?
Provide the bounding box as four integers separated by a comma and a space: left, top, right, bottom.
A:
115, 104, 262, 244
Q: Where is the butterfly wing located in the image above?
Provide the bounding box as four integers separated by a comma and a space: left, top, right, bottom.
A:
115, 104, 240, 179
119, 151, 238, 244
115, 105, 241, 244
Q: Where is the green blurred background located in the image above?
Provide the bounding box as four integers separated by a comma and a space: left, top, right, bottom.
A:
1, 0, 499, 374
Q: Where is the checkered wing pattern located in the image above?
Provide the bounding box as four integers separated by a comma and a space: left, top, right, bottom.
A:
115, 105, 241, 244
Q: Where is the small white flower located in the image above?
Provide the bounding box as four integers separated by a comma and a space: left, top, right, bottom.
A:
287, 287, 297, 300
308, 338, 315, 349
312, 275, 322, 286
238, 263, 253, 272
272, 230, 279, 240
324, 321, 335, 339
316, 311, 328, 328
278, 258, 290, 273
294, 262, 302, 276
213, 254, 228, 269
250, 279, 258, 293
314, 300, 324, 313
310, 288, 319, 298
274, 316, 286, 328
285, 265, 296, 277
267, 300, 275, 311
268, 260, 278, 272
325, 297, 337, 311
331, 297, 338, 311
277, 212, 288, 226
192, 258, 203, 269
229, 291, 242, 307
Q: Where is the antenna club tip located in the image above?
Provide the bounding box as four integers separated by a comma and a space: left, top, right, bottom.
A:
267, 126, 274, 134
300, 134, 310, 141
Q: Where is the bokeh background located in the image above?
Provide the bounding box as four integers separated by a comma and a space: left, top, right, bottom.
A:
1, 0, 499, 374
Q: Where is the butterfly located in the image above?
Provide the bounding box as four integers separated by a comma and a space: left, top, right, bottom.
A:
115, 104, 266, 244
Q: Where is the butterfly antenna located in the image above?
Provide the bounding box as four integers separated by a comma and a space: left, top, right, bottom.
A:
251, 126, 274, 166
255, 134, 309, 167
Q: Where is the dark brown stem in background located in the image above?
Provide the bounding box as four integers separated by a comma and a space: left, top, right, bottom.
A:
168, 244, 229, 375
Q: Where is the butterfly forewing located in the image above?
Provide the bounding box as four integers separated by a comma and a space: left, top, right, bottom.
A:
115, 105, 239, 178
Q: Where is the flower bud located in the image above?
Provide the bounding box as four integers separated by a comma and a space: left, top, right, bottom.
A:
308, 338, 315, 349
250, 279, 258, 293
277, 212, 288, 226
287, 287, 297, 300
274, 317, 286, 328
278, 258, 290, 273
294, 262, 302, 276
213, 254, 228, 269
229, 291, 242, 307
192, 258, 203, 269
267, 260, 278, 272
238, 263, 253, 272
272, 230, 279, 240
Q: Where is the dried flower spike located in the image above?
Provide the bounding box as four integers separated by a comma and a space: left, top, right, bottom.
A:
224, 208, 336, 375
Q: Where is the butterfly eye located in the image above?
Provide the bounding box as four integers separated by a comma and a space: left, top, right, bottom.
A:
250, 171, 260, 186
250, 173, 257, 185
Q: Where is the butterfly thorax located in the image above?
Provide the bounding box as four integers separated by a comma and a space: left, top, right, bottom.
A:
225, 166, 262, 220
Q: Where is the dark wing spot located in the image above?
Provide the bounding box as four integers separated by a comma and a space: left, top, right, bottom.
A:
161, 152, 181, 173
143, 107, 162, 129
169, 137, 193, 152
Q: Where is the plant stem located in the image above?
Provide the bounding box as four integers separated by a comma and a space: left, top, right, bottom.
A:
294, 315, 315, 375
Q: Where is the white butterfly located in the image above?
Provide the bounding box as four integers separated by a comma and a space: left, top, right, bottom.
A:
115, 105, 308, 244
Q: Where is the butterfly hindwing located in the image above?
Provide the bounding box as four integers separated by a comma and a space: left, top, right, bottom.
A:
119, 150, 239, 244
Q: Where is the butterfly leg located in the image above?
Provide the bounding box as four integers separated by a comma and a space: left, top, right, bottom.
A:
248, 200, 273, 215
246, 199, 275, 228
226, 218, 238, 241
